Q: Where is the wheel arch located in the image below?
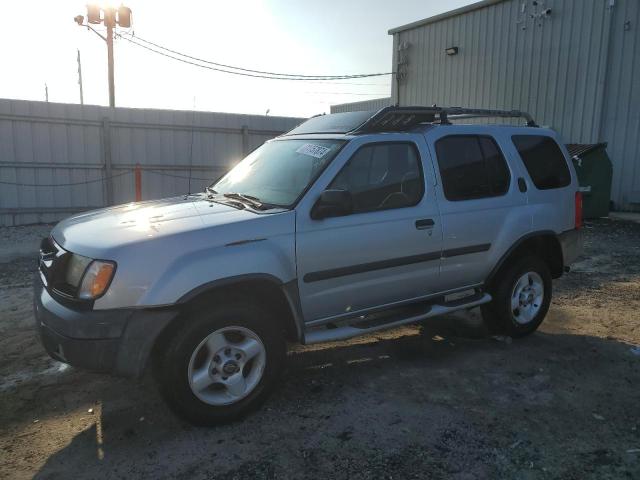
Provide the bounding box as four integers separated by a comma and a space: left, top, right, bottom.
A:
180, 274, 303, 340
148, 275, 303, 374
486, 231, 564, 288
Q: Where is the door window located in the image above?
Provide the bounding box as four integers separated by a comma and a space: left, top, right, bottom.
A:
329, 143, 424, 213
435, 135, 511, 201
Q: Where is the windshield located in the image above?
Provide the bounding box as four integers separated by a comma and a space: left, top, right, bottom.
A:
210, 139, 345, 208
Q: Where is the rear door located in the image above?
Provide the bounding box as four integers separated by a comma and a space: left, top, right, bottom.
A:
426, 127, 531, 291
295, 134, 443, 324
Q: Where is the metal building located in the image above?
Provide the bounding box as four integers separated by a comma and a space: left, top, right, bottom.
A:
389, 0, 640, 211
330, 97, 391, 114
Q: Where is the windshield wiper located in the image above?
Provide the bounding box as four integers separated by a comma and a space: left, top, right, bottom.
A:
203, 193, 245, 210
223, 193, 265, 210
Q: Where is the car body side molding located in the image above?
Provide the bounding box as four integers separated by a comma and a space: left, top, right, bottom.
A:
303, 243, 491, 283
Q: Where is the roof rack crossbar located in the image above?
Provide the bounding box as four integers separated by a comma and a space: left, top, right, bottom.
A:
349, 106, 537, 134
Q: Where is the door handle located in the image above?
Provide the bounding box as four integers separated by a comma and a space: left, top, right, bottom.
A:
415, 218, 435, 229
518, 177, 528, 193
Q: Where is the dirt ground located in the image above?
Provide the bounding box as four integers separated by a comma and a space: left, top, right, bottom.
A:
1, 218, 639, 479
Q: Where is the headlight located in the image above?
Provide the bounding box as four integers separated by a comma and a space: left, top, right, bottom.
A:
78, 260, 116, 300
66, 254, 92, 287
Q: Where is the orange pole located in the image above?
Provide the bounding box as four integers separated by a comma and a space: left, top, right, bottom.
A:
135, 164, 142, 201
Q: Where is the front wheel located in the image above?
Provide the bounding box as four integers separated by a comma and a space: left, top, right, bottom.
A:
155, 300, 286, 426
481, 255, 552, 338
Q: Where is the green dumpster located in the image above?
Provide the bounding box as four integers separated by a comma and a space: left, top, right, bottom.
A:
566, 143, 612, 219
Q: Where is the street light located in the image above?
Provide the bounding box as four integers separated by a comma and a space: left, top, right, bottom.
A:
74, 4, 133, 107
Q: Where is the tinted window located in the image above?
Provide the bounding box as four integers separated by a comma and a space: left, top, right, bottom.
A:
329, 143, 423, 213
512, 135, 571, 190
435, 135, 511, 201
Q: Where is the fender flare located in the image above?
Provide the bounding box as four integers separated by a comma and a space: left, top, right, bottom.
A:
485, 230, 561, 286
176, 273, 305, 342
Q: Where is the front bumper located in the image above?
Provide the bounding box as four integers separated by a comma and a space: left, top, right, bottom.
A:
34, 279, 178, 377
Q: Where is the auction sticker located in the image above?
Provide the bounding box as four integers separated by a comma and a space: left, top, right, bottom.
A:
296, 143, 331, 158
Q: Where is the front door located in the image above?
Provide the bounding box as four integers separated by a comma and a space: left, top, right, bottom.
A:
295, 135, 443, 324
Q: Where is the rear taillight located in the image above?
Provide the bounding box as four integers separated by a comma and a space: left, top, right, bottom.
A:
575, 191, 583, 229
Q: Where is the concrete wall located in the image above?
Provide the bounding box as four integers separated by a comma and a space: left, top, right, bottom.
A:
390, 0, 640, 211
0, 99, 303, 226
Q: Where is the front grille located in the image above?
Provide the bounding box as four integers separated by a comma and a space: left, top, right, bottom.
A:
39, 237, 58, 287
39, 237, 76, 298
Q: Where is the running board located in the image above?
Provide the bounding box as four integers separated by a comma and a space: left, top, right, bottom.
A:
303, 293, 492, 345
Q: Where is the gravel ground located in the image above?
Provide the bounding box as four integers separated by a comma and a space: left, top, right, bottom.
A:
0, 225, 51, 263
0, 218, 639, 479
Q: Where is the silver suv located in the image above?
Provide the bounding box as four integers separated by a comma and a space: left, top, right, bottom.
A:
34, 106, 583, 425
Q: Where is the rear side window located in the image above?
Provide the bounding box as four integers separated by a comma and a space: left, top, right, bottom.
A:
329, 142, 424, 213
435, 135, 511, 201
512, 135, 571, 190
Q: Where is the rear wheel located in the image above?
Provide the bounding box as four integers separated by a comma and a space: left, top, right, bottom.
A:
481, 255, 552, 338
156, 300, 285, 426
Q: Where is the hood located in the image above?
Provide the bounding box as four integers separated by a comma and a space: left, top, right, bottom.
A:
51, 195, 265, 258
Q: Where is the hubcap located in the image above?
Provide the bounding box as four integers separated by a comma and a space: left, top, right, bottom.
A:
187, 326, 266, 406
223, 361, 239, 375
511, 271, 544, 325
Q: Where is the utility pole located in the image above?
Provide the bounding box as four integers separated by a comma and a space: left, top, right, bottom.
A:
77, 49, 84, 105
74, 4, 132, 108
104, 9, 116, 107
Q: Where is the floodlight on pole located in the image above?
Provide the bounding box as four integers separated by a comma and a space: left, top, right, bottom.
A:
74, 4, 133, 107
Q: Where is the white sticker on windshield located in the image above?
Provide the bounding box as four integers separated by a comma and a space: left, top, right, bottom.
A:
296, 143, 331, 158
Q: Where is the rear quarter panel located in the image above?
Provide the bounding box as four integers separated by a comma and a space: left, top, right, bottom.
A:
506, 128, 579, 234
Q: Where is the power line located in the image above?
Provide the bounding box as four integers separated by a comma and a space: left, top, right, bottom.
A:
117, 33, 393, 81
120, 32, 393, 79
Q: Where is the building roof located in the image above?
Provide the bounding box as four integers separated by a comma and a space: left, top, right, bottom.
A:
388, 0, 507, 35
283, 111, 375, 136
330, 97, 391, 114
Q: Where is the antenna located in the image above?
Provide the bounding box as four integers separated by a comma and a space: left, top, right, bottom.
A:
186, 96, 196, 197
77, 49, 84, 105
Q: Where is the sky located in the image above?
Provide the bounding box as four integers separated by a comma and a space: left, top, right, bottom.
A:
1, 0, 475, 118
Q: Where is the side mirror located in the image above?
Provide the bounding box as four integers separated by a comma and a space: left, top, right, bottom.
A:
311, 189, 353, 219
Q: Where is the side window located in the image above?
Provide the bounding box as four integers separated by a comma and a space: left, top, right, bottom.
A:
512, 135, 571, 190
329, 143, 424, 213
435, 135, 511, 201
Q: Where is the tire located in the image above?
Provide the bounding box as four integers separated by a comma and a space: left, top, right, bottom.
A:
155, 298, 286, 426
481, 255, 552, 338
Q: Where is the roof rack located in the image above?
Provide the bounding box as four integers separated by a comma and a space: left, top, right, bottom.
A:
348, 106, 537, 134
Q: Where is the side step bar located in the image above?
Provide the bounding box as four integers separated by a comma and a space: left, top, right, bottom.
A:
303, 293, 492, 345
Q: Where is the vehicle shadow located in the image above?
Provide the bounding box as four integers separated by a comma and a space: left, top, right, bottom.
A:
25, 310, 640, 480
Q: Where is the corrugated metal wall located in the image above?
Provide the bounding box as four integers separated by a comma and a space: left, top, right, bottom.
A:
600, 0, 640, 207
330, 97, 391, 113
0, 99, 303, 226
391, 0, 640, 211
